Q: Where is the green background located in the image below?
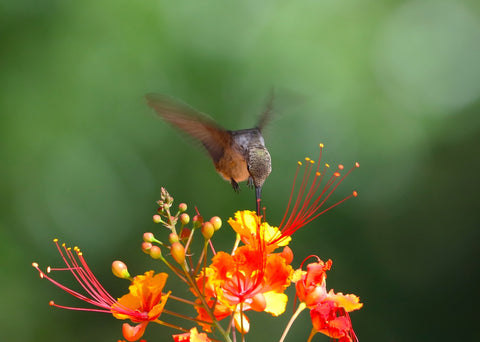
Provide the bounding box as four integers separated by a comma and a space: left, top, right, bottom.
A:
2, 0, 479, 341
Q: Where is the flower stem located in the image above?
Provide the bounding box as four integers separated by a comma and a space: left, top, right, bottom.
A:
306, 328, 316, 342
182, 265, 232, 342
278, 302, 307, 342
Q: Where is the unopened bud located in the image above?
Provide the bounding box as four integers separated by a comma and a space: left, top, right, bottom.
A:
169, 233, 179, 244
143, 232, 154, 242
192, 214, 203, 228
209, 216, 222, 231
153, 215, 162, 223
122, 322, 145, 342
170, 242, 185, 264
201, 222, 215, 240
149, 245, 162, 259
180, 227, 191, 240
179, 213, 190, 225
142, 241, 152, 254
112, 260, 131, 279
178, 203, 188, 212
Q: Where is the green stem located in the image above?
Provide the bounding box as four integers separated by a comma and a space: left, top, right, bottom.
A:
278, 302, 307, 342
182, 264, 232, 342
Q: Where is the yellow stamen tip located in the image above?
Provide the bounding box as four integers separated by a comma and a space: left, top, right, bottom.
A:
53, 238, 58, 242
298, 161, 302, 166
32, 262, 38, 267
325, 163, 330, 168
310, 160, 314, 164
355, 162, 360, 167
305, 157, 310, 161
319, 143, 324, 148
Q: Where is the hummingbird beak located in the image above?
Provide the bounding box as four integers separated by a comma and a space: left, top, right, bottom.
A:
255, 186, 262, 216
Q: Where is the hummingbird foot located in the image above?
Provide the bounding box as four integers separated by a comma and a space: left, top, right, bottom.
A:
247, 176, 254, 189
230, 179, 240, 193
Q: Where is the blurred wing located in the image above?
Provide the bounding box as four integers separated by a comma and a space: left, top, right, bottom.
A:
145, 93, 230, 162
256, 88, 275, 131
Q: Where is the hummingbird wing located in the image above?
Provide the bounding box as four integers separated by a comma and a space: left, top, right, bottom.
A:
256, 88, 275, 132
145, 93, 230, 163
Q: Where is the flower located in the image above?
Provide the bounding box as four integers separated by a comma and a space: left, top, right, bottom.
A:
310, 298, 360, 342
270, 144, 359, 246
293, 256, 362, 342
32, 239, 170, 342
193, 239, 293, 332
173, 327, 211, 341
228, 210, 291, 251
294, 257, 332, 307
113, 271, 171, 341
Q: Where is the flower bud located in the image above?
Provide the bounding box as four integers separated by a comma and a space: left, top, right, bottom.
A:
179, 213, 190, 225
180, 228, 191, 240
210, 216, 222, 231
143, 232, 154, 242
153, 214, 162, 223
141, 242, 152, 254
112, 260, 130, 279
122, 322, 147, 342
201, 222, 215, 240
169, 233, 179, 244
192, 214, 203, 228
149, 245, 162, 259
178, 203, 188, 212
170, 242, 185, 264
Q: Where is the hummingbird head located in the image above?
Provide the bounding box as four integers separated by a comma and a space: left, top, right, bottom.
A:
248, 146, 272, 188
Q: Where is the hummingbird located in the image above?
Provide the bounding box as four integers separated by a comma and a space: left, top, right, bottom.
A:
145, 93, 273, 214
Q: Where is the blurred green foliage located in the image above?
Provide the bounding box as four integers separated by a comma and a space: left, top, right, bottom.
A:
1, 0, 479, 341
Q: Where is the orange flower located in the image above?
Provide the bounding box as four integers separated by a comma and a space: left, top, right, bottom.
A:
32, 240, 170, 342
228, 210, 291, 251
193, 243, 293, 331
172, 327, 211, 341
113, 271, 171, 341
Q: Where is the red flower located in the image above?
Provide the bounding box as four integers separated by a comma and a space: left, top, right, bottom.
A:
293, 256, 362, 342
295, 257, 332, 307
310, 300, 358, 342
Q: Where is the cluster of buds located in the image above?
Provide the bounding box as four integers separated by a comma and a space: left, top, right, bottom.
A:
32, 144, 362, 342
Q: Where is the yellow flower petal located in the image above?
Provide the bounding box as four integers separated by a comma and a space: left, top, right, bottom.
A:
263, 291, 288, 316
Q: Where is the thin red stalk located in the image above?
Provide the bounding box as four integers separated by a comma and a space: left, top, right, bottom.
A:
283, 160, 312, 230
54, 242, 115, 305
278, 162, 301, 228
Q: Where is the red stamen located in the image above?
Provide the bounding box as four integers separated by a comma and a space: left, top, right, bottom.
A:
32, 239, 145, 320
271, 144, 359, 244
